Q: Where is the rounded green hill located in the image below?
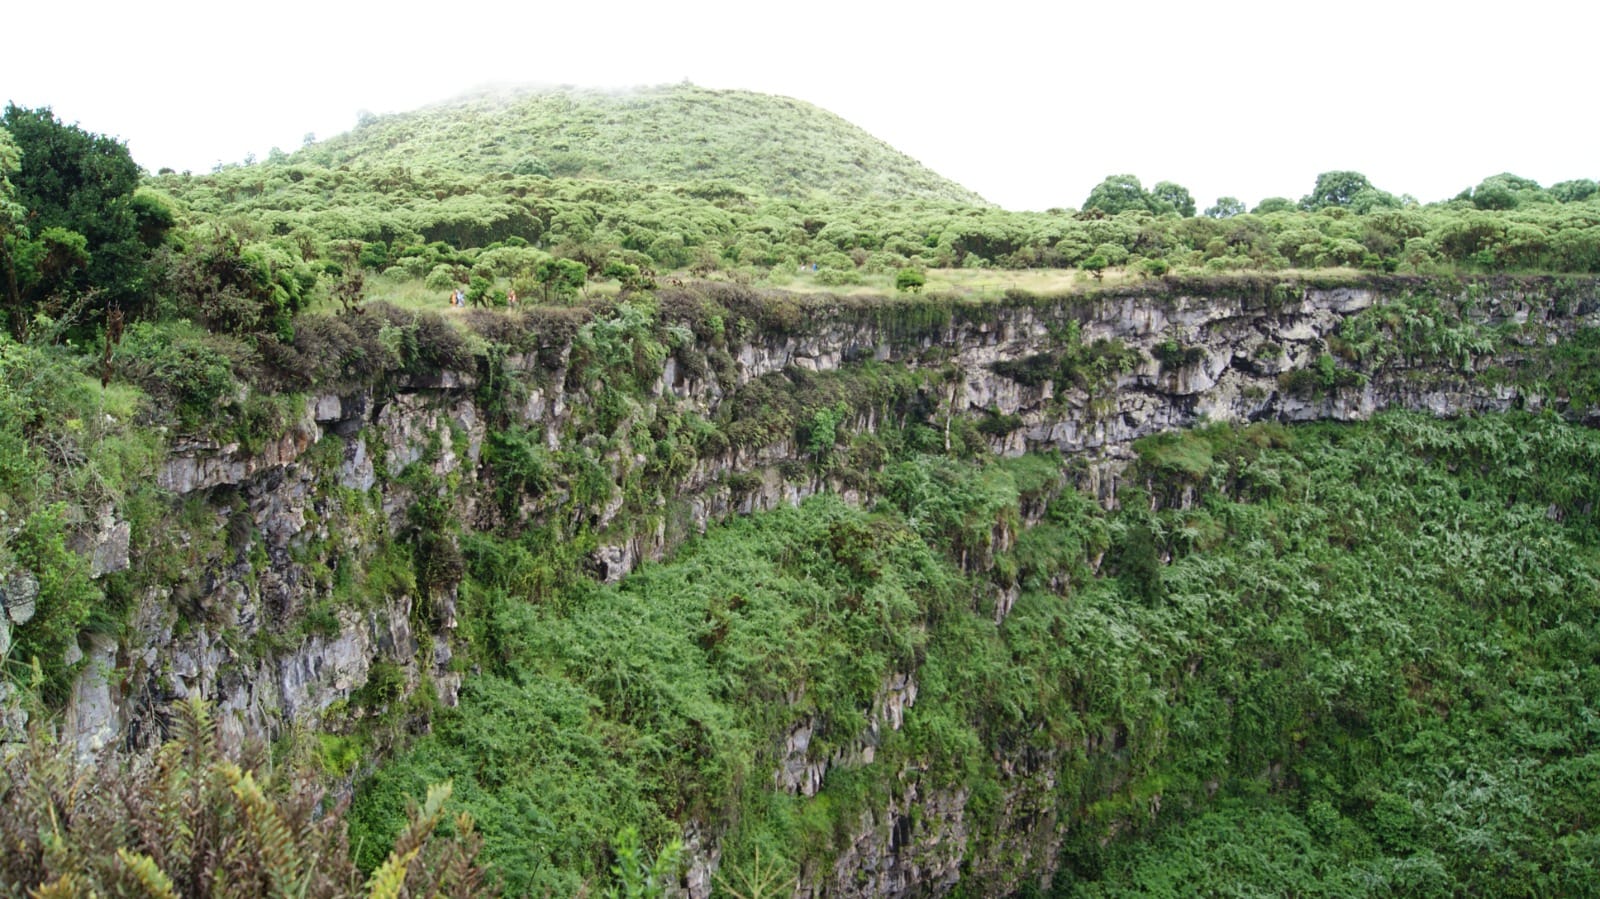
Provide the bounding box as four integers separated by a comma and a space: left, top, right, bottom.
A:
300, 83, 988, 205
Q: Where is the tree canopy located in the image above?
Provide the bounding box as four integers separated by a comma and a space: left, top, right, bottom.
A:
1149, 180, 1196, 217
1298, 169, 1401, 213
0, 105, 172, 337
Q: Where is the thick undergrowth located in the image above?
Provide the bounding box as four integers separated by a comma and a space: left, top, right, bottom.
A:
348, 411, 1600, 896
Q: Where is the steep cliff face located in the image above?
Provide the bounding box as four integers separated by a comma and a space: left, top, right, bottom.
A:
33, 279, 1600, 893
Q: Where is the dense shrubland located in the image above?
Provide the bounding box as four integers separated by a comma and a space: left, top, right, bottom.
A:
347, 413, 1600, 895
295, 85, 986, 206
1060, 414, 1600, 896
147, 88, 1600, 306
155, 157, 1600, 303
4, 92, 1600, 896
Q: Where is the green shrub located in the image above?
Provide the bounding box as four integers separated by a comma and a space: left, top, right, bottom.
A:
1151, 338, 1205, 371
425, 263, 460, 291
0, 698, 493, 897
113, 321, 244, 430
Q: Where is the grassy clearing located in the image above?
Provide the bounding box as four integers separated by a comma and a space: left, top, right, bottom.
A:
756, 266, 1112, 298
678, 266, 1148, 300
313, 272, 626, 317
328, 264, 1380, 326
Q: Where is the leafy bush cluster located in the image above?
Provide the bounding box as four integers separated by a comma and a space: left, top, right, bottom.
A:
0, 697, 493, 897
349, 494, 962, 895
160, 227, 315, 341
0, 333, 161, 701
988, 320, 1143, 395
1, 105, 174, 340
1052, 413, 1600, 896
344, 410, 1600, 896
160, 134, 1600, 295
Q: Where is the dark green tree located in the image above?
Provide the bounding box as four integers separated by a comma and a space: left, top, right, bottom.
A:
1299, 170, 1389, 211
535, 256, 587, 302
1470, 181, 1518, 211
1253, 197, 1295, 214
1467, 173, 1546, 210
162, 227, 313, 340
1204, 197, 1246, 219
0, 105, 172, 336
1082, 253, 1108, 280
602, 260, 655, 293
1082, 174, 1151, 216
0, 128, 23, 304
1549, 179, 1598, 203
894, 267, 926, 293
358, 239, 390, 270
466, 274, 493, 307
1150, 180, 1196, 217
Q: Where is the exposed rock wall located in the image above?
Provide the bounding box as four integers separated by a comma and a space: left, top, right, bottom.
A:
32, 281, 1600, 894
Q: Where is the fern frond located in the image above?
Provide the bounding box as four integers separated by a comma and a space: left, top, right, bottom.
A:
417, 811, 496, 899
364, 847, 419, 899
172, 695, 217, 769
227, 767, 304, 895
389, 781, 451, 860
40, 801, 73, 875
116, 847, 179, 899
26, 871, 89, 899
714, 847, 798, 899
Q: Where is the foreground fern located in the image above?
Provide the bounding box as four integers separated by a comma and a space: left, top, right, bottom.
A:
0, 696, 495, 898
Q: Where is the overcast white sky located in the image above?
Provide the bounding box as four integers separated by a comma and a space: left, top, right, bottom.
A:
5, 1, 1596, 211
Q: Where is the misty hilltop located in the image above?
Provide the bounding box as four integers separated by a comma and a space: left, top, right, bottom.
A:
295, 83, 988, 205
